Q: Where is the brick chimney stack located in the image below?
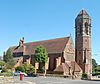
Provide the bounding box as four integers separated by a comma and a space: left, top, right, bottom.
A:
19, 37, 24, 46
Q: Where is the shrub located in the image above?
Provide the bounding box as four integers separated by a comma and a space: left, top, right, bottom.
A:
92, 72, 100, 76
15, 65, 25, 72
23, 63, 35, 74
82, 73, 88, 79
0, 72, 13, 76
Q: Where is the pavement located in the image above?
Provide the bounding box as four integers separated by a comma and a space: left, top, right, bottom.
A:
7, 81, 35, 84
14, 76, 100, 84
0, 76, 100, 84
0, 76, 35, 84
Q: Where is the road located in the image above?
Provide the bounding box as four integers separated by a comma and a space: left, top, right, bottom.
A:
13, 76, 100, 84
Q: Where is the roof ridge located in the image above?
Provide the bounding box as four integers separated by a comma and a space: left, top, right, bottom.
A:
8, 36, 71, 55
24, 36, 70, 44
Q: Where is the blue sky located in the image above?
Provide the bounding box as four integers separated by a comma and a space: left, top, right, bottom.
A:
0, 0, 100, 64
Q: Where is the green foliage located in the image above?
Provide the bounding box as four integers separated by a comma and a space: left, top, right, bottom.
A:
82, 73, 88, 79
95, 65, 100, 72
92, 59, 98, 72
0, 61, 6, 73
4, 49, 15, 69
23, 63, 35, 74
39, 63, 45, 73
0, 61, 5, 68
1, 64, 8, 72
15, 65, 25, 72
0, 72, 13, 76
92, 58, 100, 73
15, 63, 35, 75
34, 45, 48, 63
1, 69, 13, 76
4, 49, 12, 62
34, 45, 48, 72
1, 63, 12, 72
92, 72, 100, 76
92, 59, 97, 68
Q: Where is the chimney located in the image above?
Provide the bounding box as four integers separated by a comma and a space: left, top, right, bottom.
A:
19, 37, 24, 46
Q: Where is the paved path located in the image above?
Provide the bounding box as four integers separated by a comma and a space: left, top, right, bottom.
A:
7, 81, 35, 84
0, 76, 35, 84
13, 76, 100, 84
0, 76, 99, 84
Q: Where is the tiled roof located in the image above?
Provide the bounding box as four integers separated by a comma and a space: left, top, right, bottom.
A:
9, 37, 70, 55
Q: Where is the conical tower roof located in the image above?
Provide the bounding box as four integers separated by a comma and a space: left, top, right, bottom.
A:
77, 10, 89, 16
76, 10, 90, 20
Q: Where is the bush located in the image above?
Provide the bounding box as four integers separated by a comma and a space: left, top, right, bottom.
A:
92, 72, 100, 76
23, 63, 35, 74
82, 73, 88, 79
94, 66, 100, 72
15, 63, 35, 75
15, 65, 25, 72
0, 72, 13, 76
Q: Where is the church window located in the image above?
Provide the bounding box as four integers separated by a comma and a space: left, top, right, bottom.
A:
78, 22, 82, 35
75, 28, 77, 36
85, 22, 88, 35
84, 48, 88, 64
85, 39, 87, 42
13, 52, 23, 57
89, 28, 91, 35
79, 60, 81, 64
80, 27, 82, 35
79, 51, 81, 56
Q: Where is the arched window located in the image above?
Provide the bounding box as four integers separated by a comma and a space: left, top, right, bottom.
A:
89, 27, 91, 35
78, 22, 82, 35
85, 22, 88, 35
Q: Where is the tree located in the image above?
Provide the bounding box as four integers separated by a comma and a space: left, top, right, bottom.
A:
4, 49, 15, 69
0, 61, 5, 72
0, 61, 5, 68
34, 45, 48, 72
34, 45, 48, 63
95, 65, 100, 72
92, 59, 98, 72
92, 59, 97, 68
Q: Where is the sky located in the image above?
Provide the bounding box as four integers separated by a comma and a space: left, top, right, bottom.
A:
0, 0, 100, 64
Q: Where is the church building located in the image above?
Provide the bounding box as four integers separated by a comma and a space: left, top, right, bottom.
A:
4, 10, 92, 77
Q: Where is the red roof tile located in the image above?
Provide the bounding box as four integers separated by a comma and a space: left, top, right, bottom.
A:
9, 37, 70, 55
